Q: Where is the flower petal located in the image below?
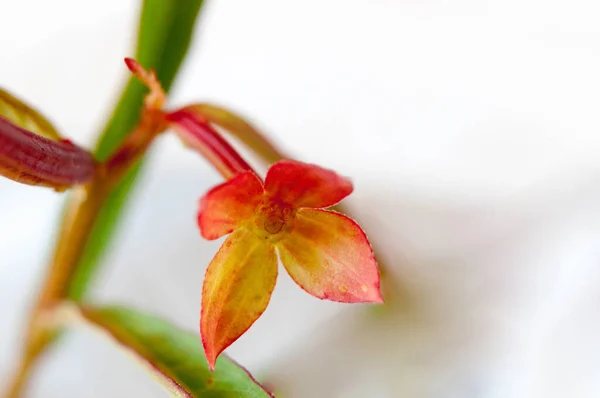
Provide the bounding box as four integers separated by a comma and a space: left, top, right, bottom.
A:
201, 229, 277, 370
198, 171, 264, 240
264, 160, 353, 208
277, 208, 382, 303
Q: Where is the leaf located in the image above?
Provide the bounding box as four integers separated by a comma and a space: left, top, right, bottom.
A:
0, 87, 63, 141
56, 304, 273, 397
67, 0, 207, 299
0, 117, 96, 189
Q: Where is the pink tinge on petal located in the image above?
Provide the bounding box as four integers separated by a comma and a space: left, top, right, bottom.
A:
264, 160, 353, 209
201, 229, 278, 370
198, 171, 264, 240
277, 208, 382, 303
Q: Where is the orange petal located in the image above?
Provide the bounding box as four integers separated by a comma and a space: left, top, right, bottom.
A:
201, 229, 277, 370
277, 208, 382, 303
264, 160, 353, 209
197, 171, 264, 240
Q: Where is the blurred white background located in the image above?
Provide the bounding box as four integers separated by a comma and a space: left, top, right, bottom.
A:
2, 0, 600, 397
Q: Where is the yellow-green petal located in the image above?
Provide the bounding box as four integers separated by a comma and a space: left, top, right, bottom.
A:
201, 229, 277, 370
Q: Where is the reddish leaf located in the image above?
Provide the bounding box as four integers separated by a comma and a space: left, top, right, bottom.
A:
0, 116, 96, 189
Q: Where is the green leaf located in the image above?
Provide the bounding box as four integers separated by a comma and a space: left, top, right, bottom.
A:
58, 304, 273, 397
67, 0, 206, 300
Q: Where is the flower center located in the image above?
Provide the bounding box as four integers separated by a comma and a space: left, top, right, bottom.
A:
250, 198, 295, 241
264, 214, 284, 234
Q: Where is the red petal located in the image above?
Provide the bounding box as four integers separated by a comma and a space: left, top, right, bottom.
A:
201, 229, 277, 370
198, 171, 263, 240
264, 160, 353, 209
277, 208, 382, 303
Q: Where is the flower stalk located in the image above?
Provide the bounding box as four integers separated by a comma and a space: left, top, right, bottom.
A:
166, 109, 255, 179
179, 103, 285, 165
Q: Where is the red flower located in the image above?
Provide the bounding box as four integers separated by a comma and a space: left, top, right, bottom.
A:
198, 160, 382, 369
122, 59, 383, 369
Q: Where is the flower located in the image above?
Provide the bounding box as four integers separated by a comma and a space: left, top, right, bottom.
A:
199, 159, 383, 369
